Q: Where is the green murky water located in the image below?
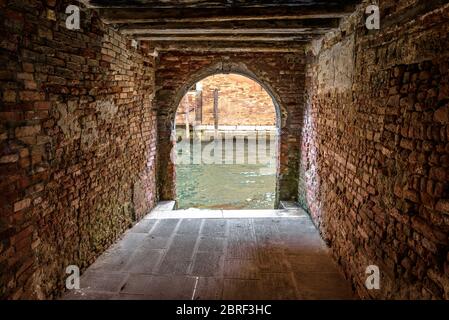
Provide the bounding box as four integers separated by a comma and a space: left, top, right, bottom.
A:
175, 132, 278, 209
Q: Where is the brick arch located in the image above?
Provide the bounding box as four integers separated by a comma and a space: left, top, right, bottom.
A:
171, 66, 282, 207
170, 62, 285, 131
155, 52, 305, 203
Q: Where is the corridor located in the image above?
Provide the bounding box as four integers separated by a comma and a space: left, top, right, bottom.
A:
2, 0, 449, 301
63, 208, 354, 300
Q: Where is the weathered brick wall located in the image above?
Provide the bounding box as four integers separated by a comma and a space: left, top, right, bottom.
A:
200, 74, 275, 126
0, 0, 157, 299
175, 74, 276, 127
176, 92, 197, 126
155, 52, 305, 202
302, 0, 449, 299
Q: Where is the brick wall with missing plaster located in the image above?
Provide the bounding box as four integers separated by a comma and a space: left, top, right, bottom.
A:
175, 74, 276, 127
2, 0, 449, 301
0, 0, 157, 299
301, 0, 449, 299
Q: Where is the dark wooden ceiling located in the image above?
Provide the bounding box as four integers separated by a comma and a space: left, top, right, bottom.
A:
82, 0, 363, 52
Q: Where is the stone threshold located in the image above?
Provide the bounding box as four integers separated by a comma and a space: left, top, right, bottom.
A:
144, 201, 308, 219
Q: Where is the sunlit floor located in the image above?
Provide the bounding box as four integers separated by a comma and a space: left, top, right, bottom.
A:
63, 208, 355, 300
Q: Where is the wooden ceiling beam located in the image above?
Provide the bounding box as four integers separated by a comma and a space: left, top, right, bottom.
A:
85, 0, 359, 10
128, 29, 332, 37
96, 5, 356, 24
126, 28, 334, 35
135, 35, 316, 41
145, 40, 306, 53
118, 18, 341, 35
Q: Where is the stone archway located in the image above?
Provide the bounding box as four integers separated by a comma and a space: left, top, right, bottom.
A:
155, 53, 305, 204
171, 62, 284, 130
173, 71, 281, 209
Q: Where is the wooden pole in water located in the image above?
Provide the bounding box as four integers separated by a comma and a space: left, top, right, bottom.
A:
195, 90, 202, 124
213, 89, 219, 137
184, 97, 190, 139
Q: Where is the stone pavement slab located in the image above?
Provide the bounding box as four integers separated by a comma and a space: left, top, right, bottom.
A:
62, 209, 356, 300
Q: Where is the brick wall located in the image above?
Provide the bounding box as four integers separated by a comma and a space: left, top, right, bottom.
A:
0, 0, 157, 299
176, 74, 276, 127
301, 0, 449, 299
155, 52, 306, 202
176, 92, 197, 126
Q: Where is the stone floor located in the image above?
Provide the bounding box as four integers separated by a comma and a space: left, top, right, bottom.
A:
63, 209, 356, 300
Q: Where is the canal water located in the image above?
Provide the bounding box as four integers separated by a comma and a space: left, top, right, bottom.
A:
175, 131, 278, 209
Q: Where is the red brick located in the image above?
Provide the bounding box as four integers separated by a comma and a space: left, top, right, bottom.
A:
19, 91, 44, 101
13, 199, 31, 212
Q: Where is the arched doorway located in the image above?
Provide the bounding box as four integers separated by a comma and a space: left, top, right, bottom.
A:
156, 59, 300, 206
173, 73, 281, 209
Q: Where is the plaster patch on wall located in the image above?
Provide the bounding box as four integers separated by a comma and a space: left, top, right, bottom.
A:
96, 98, 118, 122
56, 101, 81, 140
317, 34, 355, 93
80, 114, 98, 150
309, 38, 323, 57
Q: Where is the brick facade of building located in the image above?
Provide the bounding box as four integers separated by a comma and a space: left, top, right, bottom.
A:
175, 74, 276, 127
